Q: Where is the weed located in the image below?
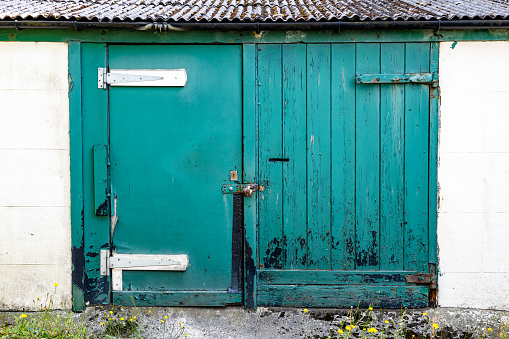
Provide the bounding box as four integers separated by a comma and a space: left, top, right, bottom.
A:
0, 283, 89, 338
301, 306, 507, 339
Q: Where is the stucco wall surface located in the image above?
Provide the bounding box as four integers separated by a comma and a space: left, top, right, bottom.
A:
0, 42, 71, 310
438, 41, 509, 310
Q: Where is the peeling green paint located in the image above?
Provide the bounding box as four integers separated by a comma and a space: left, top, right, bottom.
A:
451, 41, 458, 49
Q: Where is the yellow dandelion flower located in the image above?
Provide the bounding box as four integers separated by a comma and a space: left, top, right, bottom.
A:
368, 307, 373, 311
351, 325, 356, 328
432, 323, 439, 329
20, 314, 27, 319
338, 330, 343, 334
100, 322, 105, 326
368, 328, 378, 333
161, 320, 164, 323
109, 311, 113, 314
385, 320, 389, 324
179, 322, 181, 325
164, 316, 168, 319
133, 316, 136, 319
37, 297, 40, 300
345, 326, 351, 331
148, 310, 152, 314
185, 335, 188, 338
120, 318, 124, 321
54, 283, 59, 287
423, 312, 427, 316
130, 319, 133, 322
303, 308, 308, 313
488, 328, 492, 332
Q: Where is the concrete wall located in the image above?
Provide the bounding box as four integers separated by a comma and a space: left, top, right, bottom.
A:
0, 42, 71, 310
438, 41, 509, 310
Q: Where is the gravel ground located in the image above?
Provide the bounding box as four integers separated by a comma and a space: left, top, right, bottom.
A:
2, 306, 508, 338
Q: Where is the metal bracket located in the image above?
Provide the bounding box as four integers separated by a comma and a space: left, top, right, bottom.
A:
356, 72, 438, 87
405, 263, 437, 290
98, 68, 187, 89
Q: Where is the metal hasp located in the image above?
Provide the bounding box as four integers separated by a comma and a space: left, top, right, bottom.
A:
222, 183, 259, 197
98, 68, 187, 89
356, 73, 438, 87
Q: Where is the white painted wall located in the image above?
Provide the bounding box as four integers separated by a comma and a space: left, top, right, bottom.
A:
438, 41, 509, 310
0, 42, 71, 310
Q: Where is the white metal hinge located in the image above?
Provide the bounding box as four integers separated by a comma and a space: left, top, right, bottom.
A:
100, 251, 189, 291
98, 68, 187, 89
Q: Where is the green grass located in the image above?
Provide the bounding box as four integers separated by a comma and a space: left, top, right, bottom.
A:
0, 284, 89, 338
0, 286, 187, 339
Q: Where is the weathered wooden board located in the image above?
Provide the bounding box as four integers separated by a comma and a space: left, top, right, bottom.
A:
258, 270, 417, 285
282, 44, 308, 270
114, 291, 242, 307
404, 43, 430, 273
331, 43, 356, 270
258, 44, 284, 270
257, 285, 429, 308
306, 44, 332, 270
355, 43, 381, 270
380, 43, 405, 271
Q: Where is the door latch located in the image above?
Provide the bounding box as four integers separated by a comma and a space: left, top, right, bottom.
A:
222, 183, 259, 197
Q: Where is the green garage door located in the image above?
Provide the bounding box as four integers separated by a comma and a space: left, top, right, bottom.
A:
106, 45, 243, 306
255, 43, 438, 308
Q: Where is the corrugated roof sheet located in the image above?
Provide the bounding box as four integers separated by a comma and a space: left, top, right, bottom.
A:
1, 0, 509, 22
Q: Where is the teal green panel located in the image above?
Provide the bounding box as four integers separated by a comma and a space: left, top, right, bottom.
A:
93, 145, 108, 216
257, 44, 284, 270
109, 45, 242, 291
282, 44, 307, 270
379, 43, 405, 271
114, 291, 242, 307
404, 43, 430, 272
331, 43, 356, 270
243, 44, 258, 309
258, 270, 417, 285
257, 285, 429, 308
69, 40, 85, 311
429, 42, 439, 266
306, 44, 332, 270
81, 43, 110, 304
355, 43, 381, 270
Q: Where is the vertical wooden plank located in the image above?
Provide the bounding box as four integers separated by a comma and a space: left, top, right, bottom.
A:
258, 44, 284, 270
243, 44, 257, 309
355, 43, 381, 270
82, 43, 110, 304
379, 43, 405, 271
331, 43, 356, 270
68, 40, 86, 311
404, 43, 430, 272
307, 44, 332, 269
282, 44, 307, 270
428, 42, 439, 266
